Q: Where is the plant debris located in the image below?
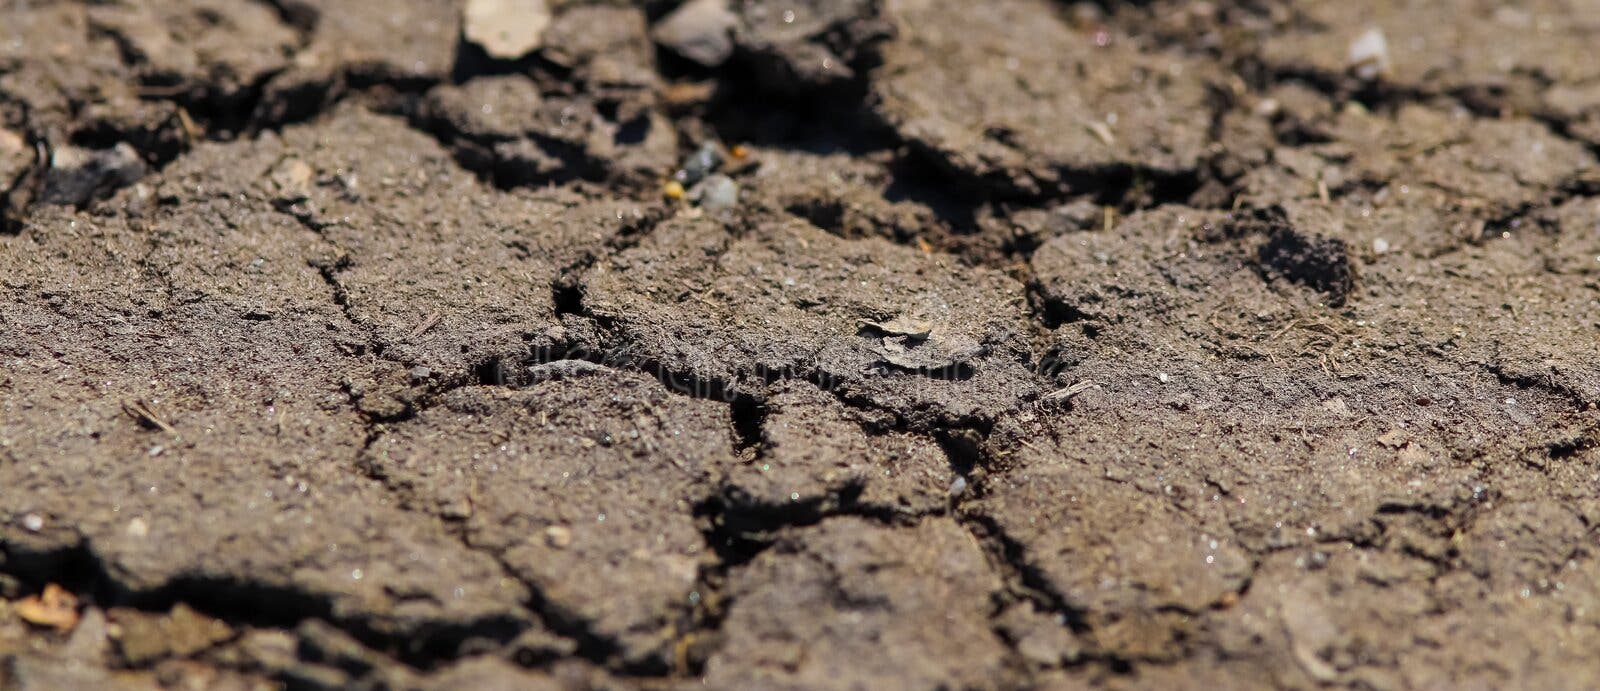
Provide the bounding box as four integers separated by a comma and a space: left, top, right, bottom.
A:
12, 584, 79, 633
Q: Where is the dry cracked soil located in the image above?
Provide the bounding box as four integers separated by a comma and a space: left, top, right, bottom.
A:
3, 0, 1600, 689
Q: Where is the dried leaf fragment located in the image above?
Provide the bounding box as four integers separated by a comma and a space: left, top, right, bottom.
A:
14, 583, 80, 632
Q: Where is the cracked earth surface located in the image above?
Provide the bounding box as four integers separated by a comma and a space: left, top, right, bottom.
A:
3, 0, 1600, 689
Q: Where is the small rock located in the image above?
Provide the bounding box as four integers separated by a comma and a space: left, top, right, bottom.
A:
995, 601, 1084, 667
948, 476, 968, 498
1347, 27, 1390, 81
694, 174, 739, 211
652, 0, 738, 67
126, 517, 149, 538
675, 141, 725, 187
464, 0, 552, 60
544, 525, 573, 549
22, 513, 43, 532
270, 158, 314, 201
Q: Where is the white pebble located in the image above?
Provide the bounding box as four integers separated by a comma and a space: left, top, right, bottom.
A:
463, 0, 552, 60
696, 174, 739, 211
949, 476, 969, 497
1347, 27, 1390, 80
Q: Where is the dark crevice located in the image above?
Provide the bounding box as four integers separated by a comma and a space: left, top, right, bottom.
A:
0, 126, 44, 236
674, 479, 940, 675
288, 210, 482, 429
460, 545, 661, 676
1028, 282, 1096, 331
728, 394, 765, 458
1485, 360, 1596, 412
253, 70, 443, 134
1547, 428, 1598, 460
0, 539, 525, 672
530, 332, 764, 409
894, 137, 1212, 216
957, 513, 1091, 636
405, 117, 605, 192
956, 509, 1230, 676
472, 357, 506, 387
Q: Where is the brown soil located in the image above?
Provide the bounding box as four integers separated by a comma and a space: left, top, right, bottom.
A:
3, 1, 1600, 689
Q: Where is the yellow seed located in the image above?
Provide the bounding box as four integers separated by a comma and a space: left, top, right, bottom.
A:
663, 180, 686, 200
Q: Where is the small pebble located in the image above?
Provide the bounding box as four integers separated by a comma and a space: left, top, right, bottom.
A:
652, 0, 738, 67
676, 142, 725, 187
22, 514, 43, 532
1347, 27, 1390, 80
949, 476, 968, 498
695, 174, 739, 211
463, 0, 552, 60
544, 525, 573, 549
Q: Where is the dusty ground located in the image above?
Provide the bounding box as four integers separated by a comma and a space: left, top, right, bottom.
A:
3, 0, 1600, 688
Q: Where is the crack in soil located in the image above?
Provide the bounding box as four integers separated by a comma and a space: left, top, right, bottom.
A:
0, 536, 525, 673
